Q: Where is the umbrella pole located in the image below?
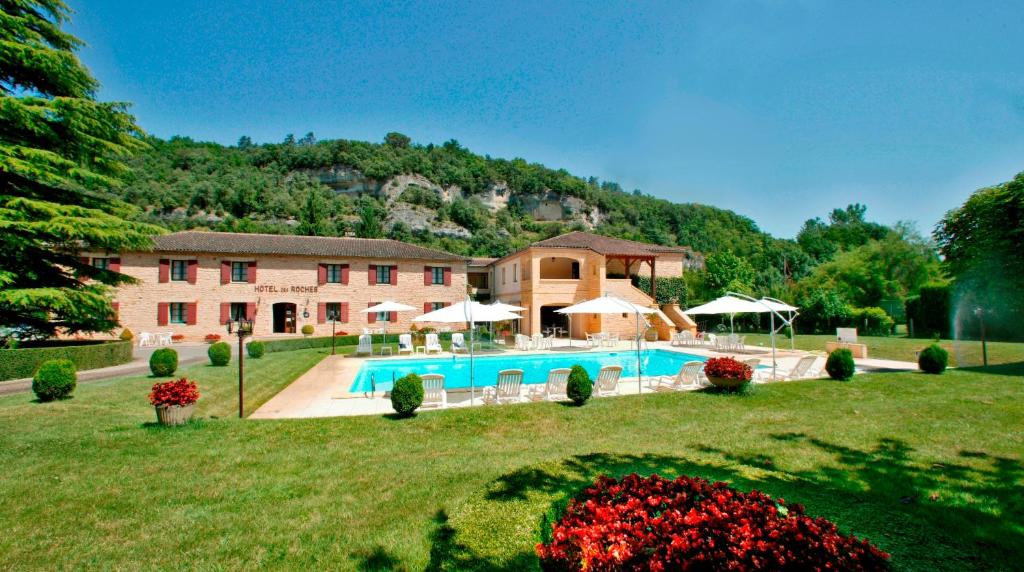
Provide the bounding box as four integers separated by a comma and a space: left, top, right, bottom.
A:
770, 312, 777, 381
636, 311, 642, 393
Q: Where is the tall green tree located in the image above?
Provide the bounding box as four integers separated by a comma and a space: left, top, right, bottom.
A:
356, 196, 383, 238
297, 189, 329, 236
704, 252, 756, 297
0, 0, 160, 337
935, 172, 1024, 338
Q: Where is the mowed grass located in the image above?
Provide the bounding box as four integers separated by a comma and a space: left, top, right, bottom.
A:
0, 350, 1020, 570
743, 333, 1023, 366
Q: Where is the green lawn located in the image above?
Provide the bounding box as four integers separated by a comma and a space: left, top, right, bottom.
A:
0, 350, 1020, 570
743, 332, 1023, 366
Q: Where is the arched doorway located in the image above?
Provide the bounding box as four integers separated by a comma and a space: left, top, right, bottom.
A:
272, 302, 297, 333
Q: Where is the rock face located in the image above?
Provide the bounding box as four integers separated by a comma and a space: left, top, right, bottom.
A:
307, 164, 603, 233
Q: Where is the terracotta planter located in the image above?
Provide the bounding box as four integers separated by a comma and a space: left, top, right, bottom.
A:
155, 403, 195, 426
707, 376, 749, 390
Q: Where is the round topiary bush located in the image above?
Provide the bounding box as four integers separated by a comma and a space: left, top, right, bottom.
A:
119, 328, 134, 341
149, 347, 178, 377
391, 373, 424, 417
566, 364, 592, 405
32, 359, 77, 402
826, 348, 856, 381
246, 340, 266, 359
301, 324, 315, 336
537, 473, 890, 570
918, 343, 949, 374
208, 341, 231, 366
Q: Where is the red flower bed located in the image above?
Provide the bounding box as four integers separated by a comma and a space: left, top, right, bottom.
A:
537, 473, 889, 571
204, 333, 221, 343
704, 356, 753, 381
334, 330, 349, 336
171, 334, 185, 342
149, 378, 200, 407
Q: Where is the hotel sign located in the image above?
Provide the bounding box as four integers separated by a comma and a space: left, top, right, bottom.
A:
253, 284, 319, 294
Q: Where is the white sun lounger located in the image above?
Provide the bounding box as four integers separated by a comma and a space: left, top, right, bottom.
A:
398, 334, 413, 356
483, 369, 524, 404
451, 333, 468, 353
355, 334, 373, 356
424, 333, 442, 355
531, 368, 571, 402
420, 374, 447, 408
779, 355, 822, 381
594, 365, 623, 397
652, 361, 706, 392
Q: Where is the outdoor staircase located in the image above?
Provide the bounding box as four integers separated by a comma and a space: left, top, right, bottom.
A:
660, 304, 698, 335
604, 280, 675, 341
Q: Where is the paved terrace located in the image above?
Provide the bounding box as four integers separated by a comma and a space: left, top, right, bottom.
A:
250, 340, 918, 419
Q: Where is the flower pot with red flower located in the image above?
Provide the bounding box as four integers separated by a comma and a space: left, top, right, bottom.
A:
703, 357, 753, 390
149, 378, 200, 426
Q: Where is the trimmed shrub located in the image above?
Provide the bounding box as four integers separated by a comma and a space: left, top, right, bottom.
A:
119, 328, 134, 341
0, 340, 132, 382
32, 359, 77, 401
918, 344, 949, 374
566, 365, 592, 405
905, 283, 952, 338
391, 373, 424, 417
850, 306, 895, 336
149, 348, 178, 377
246, 340, 266, 359
537, 473, 890, 570
301, 324, 315, 336
826, 348, 856, 381
634, 275, 688, 306
208, 342, 231, 366
261, 334, 403, 353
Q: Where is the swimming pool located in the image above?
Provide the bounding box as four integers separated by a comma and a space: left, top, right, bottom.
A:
349, 349, 711, 393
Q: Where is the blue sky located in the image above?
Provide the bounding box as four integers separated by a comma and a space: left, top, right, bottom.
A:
71, 1, 1024, 237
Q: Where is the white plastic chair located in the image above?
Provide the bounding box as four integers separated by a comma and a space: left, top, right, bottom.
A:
420, 374, 447, 408
425, 333, 442, 355
138, 332, 154, 347
705, 333, 717, 348
398, 334, 413, 355
742, 358, 765, 383
594, 365, 623, 397
483, 369, 524, 404
652, 361, 706, 392
355, 334, 373, 356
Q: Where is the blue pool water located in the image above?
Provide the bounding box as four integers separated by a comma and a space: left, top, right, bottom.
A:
350, 349, 711, 392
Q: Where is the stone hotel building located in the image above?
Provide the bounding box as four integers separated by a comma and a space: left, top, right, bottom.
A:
85, 230, 702, 341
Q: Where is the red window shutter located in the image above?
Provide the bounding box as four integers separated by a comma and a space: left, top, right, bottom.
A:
367, 302, 376, 324
186, 302, 197, 325
109, 257, 121, 273
389, 312, 395, 322
187, 260, 198, 284
368, 264, 377, 285
445, 302, 452, 307
318, 264, 327, 285
221, 261, 230, 284
444, 266, 452, 286
157, 302, 169, 326
340, 302, 349, 323
341, 264, 350, 285
220, 303, 230, 324
159, 259, 170, 283
317, 302, 326, 324
390, 265, 398, 286
424, 302, 432, 313
112, 302, 120, 319
424, 266, 432, 285
248, 261, 257, 283
245, 302, 256, 320
80, 256, 90, 266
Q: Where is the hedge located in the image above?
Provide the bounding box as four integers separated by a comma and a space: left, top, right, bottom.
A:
905, 283, 952, 339
633, 275, 688, 306
0, 340, 132, 382
262, 332, 458, 354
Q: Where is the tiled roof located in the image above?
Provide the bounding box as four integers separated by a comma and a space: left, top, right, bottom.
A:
469, 257, 497, 267
151, 231, 466, 261
531, 231, 684, 257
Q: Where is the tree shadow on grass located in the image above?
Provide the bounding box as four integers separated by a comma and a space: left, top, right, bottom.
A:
957, 361, 1024, 377
428, 441, 1024, 571
352, 545, 407, 572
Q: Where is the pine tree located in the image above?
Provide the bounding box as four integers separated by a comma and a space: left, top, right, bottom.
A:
0, 1, 162, 337
297, 189, 328, 236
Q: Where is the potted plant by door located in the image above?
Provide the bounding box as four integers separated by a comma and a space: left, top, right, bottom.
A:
149, 378, 200, 426
703, 357, 753, 390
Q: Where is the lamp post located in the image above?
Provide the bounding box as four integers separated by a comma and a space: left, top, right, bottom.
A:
226, 318, 254, 418
329, 311, 339, 355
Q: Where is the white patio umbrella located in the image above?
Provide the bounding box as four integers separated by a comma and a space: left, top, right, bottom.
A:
683, 295, 767, 334
361, 301, 417, 347
414, 298, 522, 404
487, 301, 526, 340
557, 295, 658, 392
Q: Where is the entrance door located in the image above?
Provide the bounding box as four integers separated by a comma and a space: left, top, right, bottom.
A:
272, 302, 297, 333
